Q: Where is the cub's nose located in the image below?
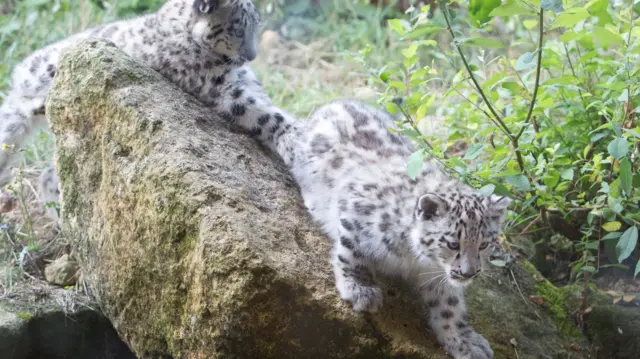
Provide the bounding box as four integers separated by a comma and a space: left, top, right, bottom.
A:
460, 268, 481, 279
452, 267, 481, 279
240, 47, 257, 61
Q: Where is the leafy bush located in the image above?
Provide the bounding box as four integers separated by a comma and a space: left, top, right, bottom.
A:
363, 0, 640, 282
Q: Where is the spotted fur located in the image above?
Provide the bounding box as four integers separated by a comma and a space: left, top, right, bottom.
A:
234, 99, 511, 359
0, 0, 264, 219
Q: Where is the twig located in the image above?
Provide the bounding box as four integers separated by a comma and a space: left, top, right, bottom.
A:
510, 269, 528, 305
439, 2, 527, 172
516, 10, 545, 140
517, 214, 541, 238
561, 43, 588, 110
624, 2, 635, 124
439, 3, 506, 132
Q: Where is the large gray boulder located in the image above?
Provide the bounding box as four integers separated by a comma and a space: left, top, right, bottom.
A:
44, 39, 612, 358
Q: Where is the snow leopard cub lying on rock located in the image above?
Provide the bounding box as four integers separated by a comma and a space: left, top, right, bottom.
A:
0, 0, 262, 220
235, 100, 511, 359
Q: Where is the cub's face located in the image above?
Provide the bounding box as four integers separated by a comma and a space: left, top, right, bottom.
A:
190, 0, 261, 63
410, 192, 511, 287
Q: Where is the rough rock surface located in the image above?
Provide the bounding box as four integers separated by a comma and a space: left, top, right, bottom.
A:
44, 254, 79, 286
45, 39, 597, 359
0, 283, 135, 359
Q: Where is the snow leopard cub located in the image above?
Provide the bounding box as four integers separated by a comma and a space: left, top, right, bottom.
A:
232, 99, 510, 359
0, 0, 261, 219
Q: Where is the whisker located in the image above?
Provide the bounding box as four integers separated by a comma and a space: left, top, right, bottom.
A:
435, 275, 448, 295
420, 274, 446, 289
418, 270, 446, 275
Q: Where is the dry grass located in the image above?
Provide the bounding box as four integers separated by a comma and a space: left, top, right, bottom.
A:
254, 30, 383, 118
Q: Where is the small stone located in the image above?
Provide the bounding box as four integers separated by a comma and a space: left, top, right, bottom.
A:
44, 254, 79, 286
0, 190, 17, 213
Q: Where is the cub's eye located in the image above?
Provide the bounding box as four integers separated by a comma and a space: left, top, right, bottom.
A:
234, 29, 244, 37
447, 242, 460, 250
479, 242, 489, 250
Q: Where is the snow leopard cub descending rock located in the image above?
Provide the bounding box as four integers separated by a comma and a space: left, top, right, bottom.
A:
0, 0, 261, 219
234, 100, 510, 359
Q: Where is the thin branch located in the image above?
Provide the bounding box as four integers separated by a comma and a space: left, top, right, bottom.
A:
440, 1, 527, 172
439, 3, 506, 131
517, 10, 544, 140
561, 43, 588, 110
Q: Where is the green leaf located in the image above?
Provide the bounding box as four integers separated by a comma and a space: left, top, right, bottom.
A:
407, 150, 425, 180
402, 44, 418, 59
541, 0, 564, 14
468, 0, 502, 27
501, 82, 528, 97
416, 103, 428, 123
616, 226, 638, 263
490, 259, 507, 267
560, 168, 574, 181
478, 184, 496, 196
543, 172, 560, 188
403, 26, 444, 40
579, 266, 597, 274
560, 31, 582, 43
415, 93, 436, 125
464, 37, 504, 49
515, 52, 536, 71
593, 27, 624, 48
464, 143, 486, 160
607, 138, 629, 160
622, 128, 640, 139
620, 158, 633, 195
402, 128, 421, 142
602, 221, 621, 232
588, 0, 613, 26
602, 232, 622, 240
490, 3, 534, 16
635, 260, 640, 279
388, 19, 410, 35
506, 174, 531, 191
542, 75, 579, 86
551, 8, 590, 29
386, 102, 401, 114
584, 241, 600, 250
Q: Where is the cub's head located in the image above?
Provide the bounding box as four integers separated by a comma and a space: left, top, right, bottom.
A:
410, 191, 511, 287
189, 0, 261, 63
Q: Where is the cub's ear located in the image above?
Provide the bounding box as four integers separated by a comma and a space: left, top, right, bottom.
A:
415, 193, 449, 220
483, 195, 512, 219
194, 0, 219, 14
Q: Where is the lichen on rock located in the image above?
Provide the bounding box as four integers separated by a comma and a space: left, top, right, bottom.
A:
44, 39, 605, 359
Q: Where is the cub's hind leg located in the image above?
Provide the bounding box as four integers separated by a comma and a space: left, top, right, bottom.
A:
0, 50, 58, 185
38, 164, 60, 222
332, 216, 383, 313
0, 98, 48, 185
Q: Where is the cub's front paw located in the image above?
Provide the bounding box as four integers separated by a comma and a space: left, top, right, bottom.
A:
460, 332, 493, 359
340, 283, 383, 313
445, 332, 493, 359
